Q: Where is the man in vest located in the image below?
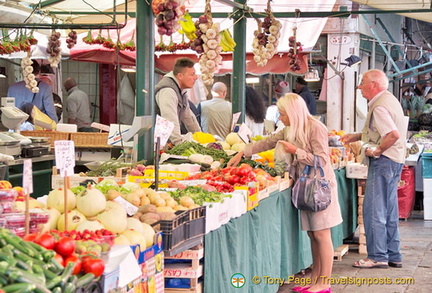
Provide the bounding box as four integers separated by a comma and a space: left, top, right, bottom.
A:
155, 57, 201, 145
343, 69, 406, 269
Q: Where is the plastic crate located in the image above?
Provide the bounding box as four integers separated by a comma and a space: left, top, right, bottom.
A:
158, 211, 189, 251
422, 155, 432, 178
187, 206, 206, 240
70, 132, 109, 148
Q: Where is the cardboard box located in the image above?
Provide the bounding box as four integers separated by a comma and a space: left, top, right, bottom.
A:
101, 268, 119, 293
130, 232, 163, 264
346, 163, 368, 179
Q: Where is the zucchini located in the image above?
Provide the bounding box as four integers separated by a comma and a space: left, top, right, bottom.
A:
2, 283, 36, 293
2, 235, 35, 258
63, 282, 76, 293
45, 276, 62, 290
51, 287, 62, 293
76, 272, 96, 288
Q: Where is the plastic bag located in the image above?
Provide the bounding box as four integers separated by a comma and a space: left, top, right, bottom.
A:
32, 105, 57, 130
273, 141, 296, 177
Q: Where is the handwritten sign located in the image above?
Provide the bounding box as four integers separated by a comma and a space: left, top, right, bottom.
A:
114, 196, 139, 216
54, 140, 75, 177
237, 123, 252, 143
231, 112, 241, 131
22, 159, 33, 195
154, 115, 174, 148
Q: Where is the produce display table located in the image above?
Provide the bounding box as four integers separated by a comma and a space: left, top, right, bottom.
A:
204, 169, 357, 292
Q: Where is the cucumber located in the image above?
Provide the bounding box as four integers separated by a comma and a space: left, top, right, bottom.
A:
76, 272, 96, 288
63, 282, 76, 293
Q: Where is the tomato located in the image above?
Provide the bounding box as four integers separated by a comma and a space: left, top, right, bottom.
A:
64, 254, 82, 275
53, 253, 65, 267
23, 233, 38, 242
81, 257, 105, 277
55, 236, 76, 257
34, 233, 56, 250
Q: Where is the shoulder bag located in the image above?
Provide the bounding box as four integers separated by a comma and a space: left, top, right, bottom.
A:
292, 155, 332, 212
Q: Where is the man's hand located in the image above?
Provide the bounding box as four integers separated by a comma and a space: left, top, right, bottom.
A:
227, 151, 244, 167
341, 133, 361, 144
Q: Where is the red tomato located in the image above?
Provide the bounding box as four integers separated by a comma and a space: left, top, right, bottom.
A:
23, 233, 38, 242
34, 233, 56, 250
81, 258, 105, 277
53, 253, 65, 267
55, 236, 76, 257
64, 254, 82, 275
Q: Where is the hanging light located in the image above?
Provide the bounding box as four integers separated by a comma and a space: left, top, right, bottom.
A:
0, 67, 6, 78
304, 67, 320, 82
341, 55, 361, 67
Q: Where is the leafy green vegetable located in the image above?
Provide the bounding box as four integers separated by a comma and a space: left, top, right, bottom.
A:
167, 142, 229, 162
70, 186, 85, 195
168, 186, 231, 206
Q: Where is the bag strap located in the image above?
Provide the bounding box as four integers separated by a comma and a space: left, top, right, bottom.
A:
313, 156, 325, 177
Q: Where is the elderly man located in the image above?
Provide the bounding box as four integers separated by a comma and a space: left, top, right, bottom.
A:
343, 69, 407, 269
155, 57, 201, 145
64, 77, 93, 132
295, 76, 316, 115
200, 82, 232, 138
265, 80, 291, 127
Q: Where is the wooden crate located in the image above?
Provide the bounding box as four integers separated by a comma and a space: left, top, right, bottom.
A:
334, 244, 349, 261
21, 130, 70, 147
70, 132, 109, 148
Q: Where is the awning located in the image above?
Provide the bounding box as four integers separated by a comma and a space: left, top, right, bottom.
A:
351, 0, 432, 23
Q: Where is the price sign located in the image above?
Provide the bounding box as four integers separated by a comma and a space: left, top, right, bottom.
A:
231, 112, 241, 131
22, 159, 33, 195
54, 140, 75, 177
237, 123, 252, 143
154, 115, 174, 148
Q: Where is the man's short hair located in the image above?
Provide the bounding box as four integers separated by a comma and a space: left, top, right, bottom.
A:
31, 59, 41, 74
173, 58, 195, 75
297, 76, 308, 86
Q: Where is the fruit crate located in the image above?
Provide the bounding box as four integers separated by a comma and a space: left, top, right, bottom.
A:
70, 132, 109, 148
187, 206, 206, 240
157, 211, 189, 252
21, 130, 70, 147
128, 169, 190, 188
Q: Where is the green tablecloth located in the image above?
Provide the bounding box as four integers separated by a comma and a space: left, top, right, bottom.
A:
204, 169, 357, 293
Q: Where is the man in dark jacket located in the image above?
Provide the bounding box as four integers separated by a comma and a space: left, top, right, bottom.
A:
295, 76, 317, 115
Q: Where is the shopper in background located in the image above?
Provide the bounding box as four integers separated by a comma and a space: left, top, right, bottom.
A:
296, 76, 317, 115
342, 69, 406, 269
64, 77, 93, 132
7, 59, 58, 123
155, 57, 201, 145
228, 93, 342, 293
266, 80, 291, 128
245, 86, 266, 137
200, 82, 232, 138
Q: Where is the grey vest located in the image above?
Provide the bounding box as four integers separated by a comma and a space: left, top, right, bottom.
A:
154, 75, 188, 120
361, 91, 407, 164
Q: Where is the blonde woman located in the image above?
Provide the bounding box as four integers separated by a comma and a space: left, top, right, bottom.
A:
229, 93, 342, 293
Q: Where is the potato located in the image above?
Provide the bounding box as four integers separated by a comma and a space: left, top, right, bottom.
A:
143, 218, 159, 226
180, 196, 194, 207
156, 206, 175, 214
166, 198, 177, 208
106, 189, 122, 200
125, 193, 141, 206
148, 193, 161, 204
140, 212, 161, 222
140, 196, 150, 206
138, 204, 157, 214
174, 205, 189, 211
158, 192, 171, 200
153, 198, 166, 207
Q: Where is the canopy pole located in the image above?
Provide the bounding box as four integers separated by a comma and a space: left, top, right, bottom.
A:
136, 0, 155, 162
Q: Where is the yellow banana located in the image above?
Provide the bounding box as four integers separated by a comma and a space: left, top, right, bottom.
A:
179, 11, 197, 41
220, 29, 236, 52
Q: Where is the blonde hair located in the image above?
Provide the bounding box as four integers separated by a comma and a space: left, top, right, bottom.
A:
276, 93, 317, 148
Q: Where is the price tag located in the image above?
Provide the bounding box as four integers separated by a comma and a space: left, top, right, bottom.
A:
22, 159, 33, 195
54, 140, 75, 177
231, 112, 241, 131
154, 115, 174, 148
114, 196, 139, 216
237, 123, 252, 143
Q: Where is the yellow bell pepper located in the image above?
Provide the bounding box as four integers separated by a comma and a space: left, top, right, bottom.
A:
192, 132, 216, 144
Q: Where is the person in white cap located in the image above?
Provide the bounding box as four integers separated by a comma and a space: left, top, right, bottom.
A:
265, 80, 291, 129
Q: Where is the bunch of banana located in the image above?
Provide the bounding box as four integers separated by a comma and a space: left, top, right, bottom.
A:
178, 11, 197, 41
219, 29, 236, 52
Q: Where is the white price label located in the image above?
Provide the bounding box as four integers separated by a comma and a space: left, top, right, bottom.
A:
154, 115, 174, 148
54, 140, 75, 177
23, 159, 33, 194
114, 196, 139, 216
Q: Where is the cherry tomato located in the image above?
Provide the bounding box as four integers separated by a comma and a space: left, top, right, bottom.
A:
64, 254, 82, 275
81, 257, 105, 277
34, 233, 56, 250
55, 236, 76, 257
23, 233, 38, 242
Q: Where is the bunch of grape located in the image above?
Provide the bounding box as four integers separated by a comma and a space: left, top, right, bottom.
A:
252, 10, 281, 67
288, 36, 302, 72
66, 30, 77, 49
46, 31, 62, 68
154, 0, 185, 36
